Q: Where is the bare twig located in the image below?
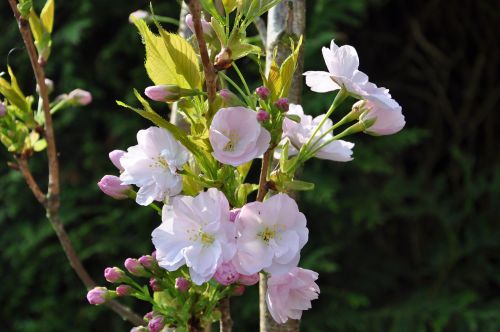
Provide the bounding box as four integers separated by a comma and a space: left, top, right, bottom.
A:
15, 155, 46, 206
7, 0, 144, 326
219, 297, 233, 332
184, 0, 217, 106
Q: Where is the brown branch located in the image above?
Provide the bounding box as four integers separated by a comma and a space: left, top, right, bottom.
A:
219, 297, 233, 332
15, 155, 46, 206
184, 0, 217, 106
8, 0, 144, 326
257, 149, 272, 202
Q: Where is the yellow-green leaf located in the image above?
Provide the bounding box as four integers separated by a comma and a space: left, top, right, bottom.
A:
279, 35, 303, 97
40, 0, 55, 33
28, 10, 43, 43
134, 19, 202, 89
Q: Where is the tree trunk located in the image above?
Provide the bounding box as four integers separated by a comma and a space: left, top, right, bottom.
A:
261, 1, 306, 332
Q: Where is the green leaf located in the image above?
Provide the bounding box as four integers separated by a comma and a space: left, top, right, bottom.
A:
283, 179, 315, 191
279, 35, 303, 97
285, 114, 301, 123
40, 0, 55, 33
133, 19, 202, 89
33, 138, 47, 152
199, 0, 224, 24
236, 183, 258, 207
28, 10, 43, 43
231, 42, 262, 60
279, 139, 289, 173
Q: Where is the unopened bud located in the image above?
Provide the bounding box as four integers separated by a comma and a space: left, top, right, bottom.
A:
218, 89, 244, 107
214, 262, 240, 286
256, 109, 270, 122
214, 47, 232, 71
145, 85, 180, 102
275, 98, 289, 112
255, 86, 270, 100
138, 255, 154, 269
238, 273, 259, 286
104, 267, 126, 283
109, 150, 125, 172
98, 175, 130, 199
185, 14, 213, 37
144, 311, 154, 321
149, 278, 162, 292
124, 258, 149, 277
116, 284, 133, 296
86, 287, 111, 305
232, 285, 245, 296
175, 277, 190, 293
0, 103, 6, 117
36, 78, 54, 95
68, 89, 92, 106
148, 316, 165, 332
129, 10, 150, 23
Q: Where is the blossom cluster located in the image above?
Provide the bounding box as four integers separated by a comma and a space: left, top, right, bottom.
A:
91, 11, 404, 328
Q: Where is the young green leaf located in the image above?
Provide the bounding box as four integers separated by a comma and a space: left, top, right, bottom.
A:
40, 0, 55, 33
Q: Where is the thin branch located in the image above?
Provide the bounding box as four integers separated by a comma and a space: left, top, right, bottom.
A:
7, 0, 144, 326
7, 0, 59, 204
184, 0, 217, 106
256, 149, 272, 202
219, 297, 233, 332
15, 155, 46, 206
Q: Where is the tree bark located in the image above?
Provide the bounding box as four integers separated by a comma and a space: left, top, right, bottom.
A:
261, 1, 306, 331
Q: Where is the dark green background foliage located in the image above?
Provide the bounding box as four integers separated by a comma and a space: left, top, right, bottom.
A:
0, 0, 498, 331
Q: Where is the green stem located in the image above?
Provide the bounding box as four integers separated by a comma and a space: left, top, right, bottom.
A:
232, 62, 251, 97
152, 15, 180, 26
305, 122, 364, 159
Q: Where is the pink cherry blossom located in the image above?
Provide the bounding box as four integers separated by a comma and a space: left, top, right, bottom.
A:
266, 267, 320, 324
209, 107, 271, 166
120, 126, 189, 206
232, 193, 308, 276
282, 104, 354, 162
68, 89, 92, 105
109, 150, 125, 172
304, 40, 368, 96
357, 83, 405, 136
185, 14, 213, 37
152, 189, 236, 285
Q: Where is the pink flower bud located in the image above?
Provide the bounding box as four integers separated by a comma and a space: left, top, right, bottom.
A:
238, 273, 259, 286
149, 278, 162, 292
148, 316, 165, 332
124, 258, 148, 277
109, 150, 125, 172
214, 262, 240, 286
175, 277, 189, 293
256, 109, 270, 122
0, 103, 6, 117
98, 175, 130, 199
218, 89, 244, 107
145, 85, 180, 102
116, 284, 133, 296
229, 208, 241, 222
275, 98, 289, 112
185, 14, 213, 37
104, 267, 125, 283
129, 10, 150, 23
151, 250, 157, 260
144, 311, 154, 321
69, 89, 92, 105
138, 255, 154, 268
232, 285, 246, 296
86, 287, 108, 305
255, 86, 270, 100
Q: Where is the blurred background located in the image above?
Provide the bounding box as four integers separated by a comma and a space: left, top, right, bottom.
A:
0, 0, 498, 331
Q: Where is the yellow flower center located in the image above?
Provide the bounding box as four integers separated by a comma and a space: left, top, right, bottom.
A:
259, 226, 277, 244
